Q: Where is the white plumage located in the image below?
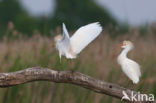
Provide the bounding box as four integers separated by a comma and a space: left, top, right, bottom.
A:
117, 40, 141, 84
54, 22, 102, 59
70, 23, 102, 54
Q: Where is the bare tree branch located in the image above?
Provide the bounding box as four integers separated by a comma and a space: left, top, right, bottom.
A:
0, 67, 155, 103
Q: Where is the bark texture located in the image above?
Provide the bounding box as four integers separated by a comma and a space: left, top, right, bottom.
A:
0, 67, 155, 103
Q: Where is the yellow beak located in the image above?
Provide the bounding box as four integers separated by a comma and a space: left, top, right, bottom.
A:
52, 41, 56, 48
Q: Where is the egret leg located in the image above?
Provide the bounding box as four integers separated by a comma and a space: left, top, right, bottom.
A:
126, 80, 131, 86
125, 79, 135, 89
57, 57, 61, 71
124, 78, 131, 87
129, 81, 135, 89
69, 59, 74, 72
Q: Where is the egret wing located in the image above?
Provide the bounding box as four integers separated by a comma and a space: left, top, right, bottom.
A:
59, 23, 70, 58
70, 22, 102, 54
122, 60, 141, 83
128, 59, 141, 77
62, 23, 70, 41
61, 23, 70, 48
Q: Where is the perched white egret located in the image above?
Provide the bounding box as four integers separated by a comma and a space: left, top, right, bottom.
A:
117, 40, 141, 84
53, 22, 102, 60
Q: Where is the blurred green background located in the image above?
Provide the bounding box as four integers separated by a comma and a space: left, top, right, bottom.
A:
0, 0, 156, 103
0, 0, 117, 37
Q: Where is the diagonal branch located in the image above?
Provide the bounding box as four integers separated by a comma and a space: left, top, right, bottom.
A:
0, 67, 155, 103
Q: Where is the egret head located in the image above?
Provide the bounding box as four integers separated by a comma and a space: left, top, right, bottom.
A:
54, 35, 62, 42
52, 35, 62, 47
120, 40, 134, 49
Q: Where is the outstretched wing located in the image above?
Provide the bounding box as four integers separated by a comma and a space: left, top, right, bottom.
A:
58, 23, 70, 59
61, 23, 70, 48
62, 23, 70, 41
70, 22, 102, 54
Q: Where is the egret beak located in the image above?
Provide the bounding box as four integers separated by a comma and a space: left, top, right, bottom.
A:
120, 43, 123, 47
52, 41, 56, 48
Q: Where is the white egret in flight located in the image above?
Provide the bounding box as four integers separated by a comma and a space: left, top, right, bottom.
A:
117, 40, 141, 84
53, 22, 102, 60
